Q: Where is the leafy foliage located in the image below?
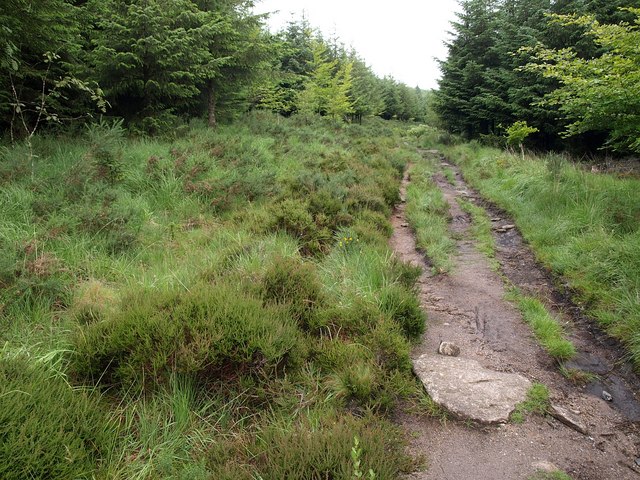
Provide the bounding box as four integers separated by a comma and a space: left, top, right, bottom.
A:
525, 9, 640, 153
436, 0, 639, 152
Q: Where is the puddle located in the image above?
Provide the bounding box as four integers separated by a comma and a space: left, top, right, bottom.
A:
567, 353, 640, 421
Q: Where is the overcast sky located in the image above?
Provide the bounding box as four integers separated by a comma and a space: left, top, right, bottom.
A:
253, 0, 461, 90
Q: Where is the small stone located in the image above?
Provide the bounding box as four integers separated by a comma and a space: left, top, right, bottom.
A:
401, 223, 409, 227
502, 224, 516, 230
438, 341, 460, 357
549, 404, 589, 435
602, 390, 613, 402
634, 457, 640, 467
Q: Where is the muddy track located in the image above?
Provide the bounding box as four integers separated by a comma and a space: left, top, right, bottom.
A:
391, 151, 640, 480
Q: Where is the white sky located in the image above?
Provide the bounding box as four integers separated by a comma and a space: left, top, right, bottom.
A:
253, 0, 461, 90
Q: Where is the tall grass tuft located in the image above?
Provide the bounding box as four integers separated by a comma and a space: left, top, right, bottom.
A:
405, 160, 456, 273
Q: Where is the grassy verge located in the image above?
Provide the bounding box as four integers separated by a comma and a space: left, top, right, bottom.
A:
457, 197, 499, 270
405, 159, 456, 273
0, 113, 427, 478
507, 289, 576, 362
444, 143, 640, 368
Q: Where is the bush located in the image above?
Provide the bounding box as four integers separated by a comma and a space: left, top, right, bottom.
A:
0, 242, 73, 310
78, 194, 144, 255
269, 199, 331, 255
0, 357, 114, 480
262, 256, 325, 330
346, 184, 390, 216
364, 318, 412, 372
311, 300, 381, 336
378, 285, 426, 340
71, 283, 302, 391
85, 118, 125, 184
245, 415, 413, 480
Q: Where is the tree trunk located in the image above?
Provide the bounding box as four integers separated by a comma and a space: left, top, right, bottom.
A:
208, 80, 217, 128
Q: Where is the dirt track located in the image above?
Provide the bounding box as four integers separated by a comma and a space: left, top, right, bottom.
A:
391, 151, 640, 480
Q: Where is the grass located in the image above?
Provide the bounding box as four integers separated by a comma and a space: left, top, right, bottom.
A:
444, 143, 640, 368
442, 167, 456, 185
507, 288, 576, 362
511, 383, 550, 423
558, 364, 599, 385
0, 113, 428, 478
529, 470, 573, 480
457, 197, 499, 270
405, 159, 456, 273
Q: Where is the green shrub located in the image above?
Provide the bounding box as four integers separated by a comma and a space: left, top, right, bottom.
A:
78, 194, 144, 255
345, 184, 390, 215
331, 360, 378, 403
364, 318, 412, 372
309, 188, 353, 231
85, 118, 126, 184
0, 357, 114, 480
207, 415, 414, 480
0, 243, 73, 310
312, 339, 372, 374
71, 283, 302, 391
269, 199, 331, 255
378, 285, 426, 340
389, 257, 423, 289
353, 210, 393, 238
311, 299, 381, 336
262, 256, 325, 330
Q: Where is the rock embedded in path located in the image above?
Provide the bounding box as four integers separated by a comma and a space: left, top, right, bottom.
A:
549, 404, 589, 435
413, 355, 531, 424
438, 341, 461, 357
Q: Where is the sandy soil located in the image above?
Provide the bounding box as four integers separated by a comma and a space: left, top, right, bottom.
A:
389, 151, 640, 480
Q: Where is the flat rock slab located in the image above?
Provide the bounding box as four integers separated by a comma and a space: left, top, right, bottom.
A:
414, 355, 531, 424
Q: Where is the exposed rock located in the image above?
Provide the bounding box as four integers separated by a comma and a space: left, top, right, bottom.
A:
602, 390, 613, 402
413, 355, 531, 424
494, 224, 516, 233
438, 341, 461, 357
549, 404, 589, 435
401, 223, 409, 228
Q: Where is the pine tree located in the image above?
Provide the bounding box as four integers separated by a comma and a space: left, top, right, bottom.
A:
435, 0, 499, 137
